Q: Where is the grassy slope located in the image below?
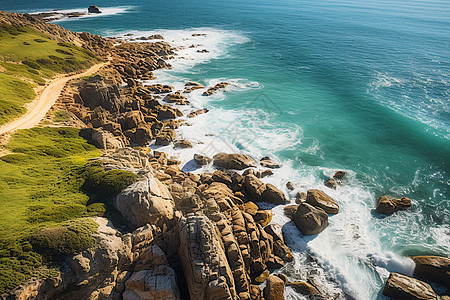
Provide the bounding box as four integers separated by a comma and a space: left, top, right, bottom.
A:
0, 24, 98, 125
0, 127, 137, 293
0, 127, 101, 292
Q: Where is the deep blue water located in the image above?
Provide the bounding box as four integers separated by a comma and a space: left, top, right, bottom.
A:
1, 0, 449, 298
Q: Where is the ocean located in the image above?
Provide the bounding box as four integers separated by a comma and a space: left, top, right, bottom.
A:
1, 0, 449, 298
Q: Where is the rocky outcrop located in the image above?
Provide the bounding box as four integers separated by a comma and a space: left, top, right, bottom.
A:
294, 203, 329, 235
376, 196, 411, 215
213, 153, 256, 170
202, 82, 228, 96
286, 281, 320, 296
382, 272, 439, 300
115, 172, 175, 228
88, 5, 102, 13
306, 189, 339, 214
243, 174, 287, 205
411, 255, 450, 287
80, 128, 124, 149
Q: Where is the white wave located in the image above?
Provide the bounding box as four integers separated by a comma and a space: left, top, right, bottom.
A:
28, 6, 133, 22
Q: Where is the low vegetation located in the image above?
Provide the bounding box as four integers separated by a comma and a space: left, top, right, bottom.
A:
0, 23, 99, 125
0, 127, 136, 293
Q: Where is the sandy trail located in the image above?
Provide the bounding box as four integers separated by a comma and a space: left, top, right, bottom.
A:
0, 62, 108, 136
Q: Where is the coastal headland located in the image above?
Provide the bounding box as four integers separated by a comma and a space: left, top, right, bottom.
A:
0, 10, 448, 300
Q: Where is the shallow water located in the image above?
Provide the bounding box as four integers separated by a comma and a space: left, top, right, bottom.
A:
2, 0, 449, 298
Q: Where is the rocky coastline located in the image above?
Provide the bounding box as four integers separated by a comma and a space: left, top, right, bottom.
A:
0, 11, 449, 300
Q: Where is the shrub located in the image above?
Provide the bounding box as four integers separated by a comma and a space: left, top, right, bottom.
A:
29, 218, 97, 257
22, 60, 40, 70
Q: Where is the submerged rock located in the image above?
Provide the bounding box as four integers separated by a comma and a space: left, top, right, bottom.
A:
382, 272, 438, 300
376, 195, 411, 215
294, 203, 329, 235
260, 156, 281, 169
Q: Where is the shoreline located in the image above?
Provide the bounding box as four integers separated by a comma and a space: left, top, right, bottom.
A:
1, 9, 448, 297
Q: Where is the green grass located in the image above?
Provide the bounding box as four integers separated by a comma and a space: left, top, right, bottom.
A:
0, 127, 137, 293
0, 23, 99, 125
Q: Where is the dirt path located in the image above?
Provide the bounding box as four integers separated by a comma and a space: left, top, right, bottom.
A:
0, 62, 108, 136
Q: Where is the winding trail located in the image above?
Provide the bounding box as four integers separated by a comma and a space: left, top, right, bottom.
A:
0, 61, 108, 136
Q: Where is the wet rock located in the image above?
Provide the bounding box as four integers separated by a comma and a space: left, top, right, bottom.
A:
193, 153, 212, 166
286, 181, 295, 191
333, 171, 346, 179
287, 281, 320, 296
376, 196, 411, 215
294, 203, 329, 235
411, 255, 450, 287
213, 153, 256, 170
325, 178, 337, 189
187, 108, 209, 118
382, 272, 438, 300
202, 82, 228, 96
263, 274, 285, 300
244, 174, 266, 200
260, 156, 281, 169
306, 189, 339, 214
173, 139, 193, 148
146, 84, 174, 94
88, 5, 102, 13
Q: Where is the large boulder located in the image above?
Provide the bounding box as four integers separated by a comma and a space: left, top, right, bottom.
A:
80, 128, 123, 149
306, 189, 339, 214
213, 153, 256, 170
259, 156, 281, 169
294, 203, 329, 235
262, 184, 288, 205
382, 272, 438, 300
376, 196, 411, 215
263, 275, 285, 300
79, 79, 122, 112
244, 174, 266, 200
411, 255, 450, 287
115, 172, 175, 228
88, 5, 102, 13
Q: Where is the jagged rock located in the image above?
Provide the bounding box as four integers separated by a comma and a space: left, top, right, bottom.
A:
178, 213, 238, 300
306, 189, 339, 214
202, 82, 228, 96
259, 157, 281, 169
184, 81, 205, 93
382, 272, 439, 300
254, 270, 270, 284
156, 105, 183, 120
213, 153, 256, 170
263, 275, 285, 300
333, 171, 346, 179
286, 282, 320, 296
325, 178, 337, 189
79, 79, 123, 112
155, 129, 176, 146
194, 154, 212, 166
411, 255, 450, 287
115, 172, 175, 228
376, 196, 411, 215
212, 170, 233, 186
174, 139, 193, 149
294, 203, 329, 235
187, 108, 209, 118
88, 5, 102, 13
146, 84, 174, 94
80, 128, 123, 149
238, 202, 259, 215
286, 181, 295, 191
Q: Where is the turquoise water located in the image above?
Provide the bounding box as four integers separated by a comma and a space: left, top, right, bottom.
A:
2, 0, 449, 298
